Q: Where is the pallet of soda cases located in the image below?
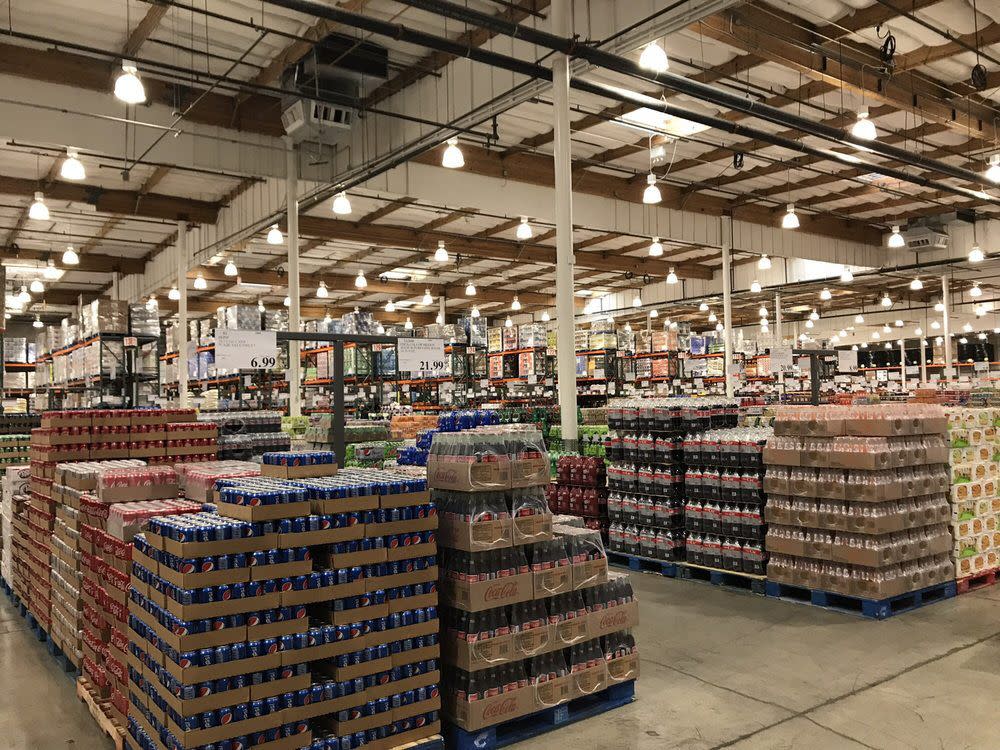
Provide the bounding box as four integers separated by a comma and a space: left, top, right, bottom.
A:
127, 457, 442, 750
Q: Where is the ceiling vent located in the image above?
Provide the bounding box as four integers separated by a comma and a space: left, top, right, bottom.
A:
902, 225, 949, 250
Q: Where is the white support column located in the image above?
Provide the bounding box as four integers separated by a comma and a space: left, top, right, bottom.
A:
176, 222, 189, 409
552, 0, 578, 447
287, 141, 302, 418
942, 275, 952, 381
111, 273, 120, 302
438, 295, 446, 325
775, 292, 783, 389
920, 337, 928, 385
721, 217, 734, 399
899, 339, 907, 393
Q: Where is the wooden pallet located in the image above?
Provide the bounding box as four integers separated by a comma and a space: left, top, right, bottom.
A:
956, 568, 998, 595
76, 677, 124, 750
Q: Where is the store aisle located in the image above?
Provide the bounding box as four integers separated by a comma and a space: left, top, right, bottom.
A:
4, 572, 1000, 750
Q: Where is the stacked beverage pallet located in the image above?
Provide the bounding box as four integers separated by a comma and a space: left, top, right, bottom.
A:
77, 677, 126, 750
444, 681, 635, 750
764, 579, 957, 619
607, 552, 765, 594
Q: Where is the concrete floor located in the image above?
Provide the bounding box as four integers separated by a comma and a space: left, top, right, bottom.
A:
2, 573, 998, 749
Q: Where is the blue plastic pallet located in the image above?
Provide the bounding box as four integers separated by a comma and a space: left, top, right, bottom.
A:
25, 611, 48, 642
445, 681, 635, 750
765, 579, 957, 619
679, 563, 767, 595
46, 636, 81, 678
607, 551, 678, 577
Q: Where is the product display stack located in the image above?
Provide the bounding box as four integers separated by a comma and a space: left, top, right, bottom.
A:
431, 427, 638, 743
945, 407, 1000, 583
2, 464, 30, 599
605, 398, 739, 565
763, 405, 955, 606
202, 411, 290, 462
126, 451, 443, 750
546, 454, 608, 536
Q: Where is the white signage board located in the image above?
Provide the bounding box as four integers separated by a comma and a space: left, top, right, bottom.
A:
215, 329, 277, 370
837, 350, 859, 373
974, 361, 990, 372
770, 347, 793, 370
398, 338, 446, 374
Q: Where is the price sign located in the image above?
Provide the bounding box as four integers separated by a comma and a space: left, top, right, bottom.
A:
216, 329, 278, 370
974, 361, 989, 372
837, 349, 859, 373
770, 347, 793, 371
398, 338, 446, 374
123, 336, 138, 347
905, 366, 919, 375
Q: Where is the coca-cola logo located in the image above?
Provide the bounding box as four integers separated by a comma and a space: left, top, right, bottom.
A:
483, 697, 520, 719
484, 582, 519, 601
599, 610, 629, 629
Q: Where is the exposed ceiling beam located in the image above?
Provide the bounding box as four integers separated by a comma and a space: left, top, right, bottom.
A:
0, 175, 220, 223
4, 159, 60, 247
894, 22, 1000, 71
159, 297, 436, 325
0, 248, 145, 274
357, 197, 417, 225
123, 2, 170, 57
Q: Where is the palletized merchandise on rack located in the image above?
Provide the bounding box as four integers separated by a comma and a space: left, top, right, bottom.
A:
945, 407, 1000, 580
127, 454, 442, 750
763, 405, 954, 600
430, 427, 638, 737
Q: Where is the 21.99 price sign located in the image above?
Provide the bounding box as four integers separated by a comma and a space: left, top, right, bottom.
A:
215, 328, 279, 371
398, 338, 447, 376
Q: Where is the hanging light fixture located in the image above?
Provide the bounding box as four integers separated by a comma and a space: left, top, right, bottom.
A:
223, 258, 238, 277
758, 254, 772, 270
355, 271, 367, 289
820, 288, 832, 301
433, 240, 449, 263
960, 336, 969, 344
316, 281, 329, 299
541, 311, 550, 322
934, 300, 945, 312
855, 313, 865, 323
708, 311, 718, 323
872, 331, 881, 340
882, 323, 892, 333
969, 245, 985, 263
885, 341, 894, 349
915, 326, 923, 336
971, 283, 983, 298
258, 299, 265, 312
419, 289, 432, 306
385, 299, 396, 312
750, 279, 762, 294
62, 244, 79, 265
404, 317, 413, 330
32, 314, 43, 329
29, 192, 49, 221
267, 224, 283, 245
666, 268, 678, 285
881, 292, 892, 308
43, 259, 60, 280
465, 281, 476, 296
504, 316, 513, 328
516, 217, 533, 241
471, 306, 481, 318
283, 296, 291, 307
645, 237, 664, 258
332, 191, 352, 215
838, 329, 847, 338
831, 334, 840, 343
909, 278, 923, 291
851, 109, 877, 140
781, 204, 799, 229
894, 319, 904, 327
146, 294, 158, 311
168, 285, 180, 301
441, 138, 464, 169
985, 154, 1000, 183
799, 333, 809, 342
114, 60, 146, 104
436, 313, 445, 325
979, 332, 988, 340
624, 322, 633, 334
809, 309, 819, 321
840, 267, 854, 283
632, 293, 642, 308
29, 278, 44, 294
374, 322, 384, 334
758, 305, 768, 319
699, 302, 710, 312
60, 148, 86, 181
193, 273, 207, 290
512, 295, 522, 311
638, 40, 669, 73
715, 322, 724, 332
642, 174, 661, 204
963, 322, 973, 333
852, 344, 859, 351
649, 309, 658, 318
931, 320, 941, 330
887, 225, 905, 248
805, 319, 814, 329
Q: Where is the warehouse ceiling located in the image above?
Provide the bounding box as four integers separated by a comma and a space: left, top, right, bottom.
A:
0, 0, 997, 332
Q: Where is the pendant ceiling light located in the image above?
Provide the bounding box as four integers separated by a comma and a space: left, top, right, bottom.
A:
887, 225, 905, 248
516, 216, 532, 241
781, 204, 799, 229
332, 192, 352, 216
114, 60, 146, 104
441, 138, 464, 169
934, 300, 945, 312
376, 323, 385, 334
60, 148, 86, 181
840, 267, 854, 283
541, 311, 550, 322
62, 245, 79, 265
708, 311, 718, 323
971, 283, 983, 298
820, 288, 831, 301
355, 271, 367, 289
433, 240, 449, 263
985, 154, 1000, 183
881, 292, 892, 308
223, 259, 238, 277
16, 285, 30, 304
465, 281, 476, 296
471, 306, 480, 318
649, 309, 658, 318
805, 319, 814, 329
910, 278, 923, 291
750, 279, 762, 293
504, 316, 513, 328
642, 174, 661, 204
666, 268, 678, 285
851, 109, 877, 140
759, 305, 768, 319
855, 313, 865, 324
648, 237, 663, 257
316, 281, 329, 299
632, 293, 642, 308
29, 192, 49, 221
404, 317, 413, 330
758, 254, 772, 270
42, 260, 60, 280
266, 224, 283, 245
699, 302, 709, 312
283, 296, 291, 307
385, 299, 395, 312
809, 309, 819, 321
193, 273, 207, 290
29, 279, 44, 294
915, 327, 923, 336
32, 314, 43, 329
969, 245, 985, 263
420, 288, 432, 306
512, 295, 521, 311
146, 294, 158, 311
168, 285, 180, 301
638, 40, 669, 73
931, 320, 940, 330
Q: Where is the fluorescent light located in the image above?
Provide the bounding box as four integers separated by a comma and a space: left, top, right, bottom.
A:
969, 245, 985, 263
29, 279, 44, 294
332, 192, 352, 215
516, 217, 532, 241
194, 273, 207, 290
781, 204, 799, 229
887, 225, 905, 248
638, 40, 669, 73
971, 283, 983, 298
642, 173, 661, 204
465, 281, 476, 296
317, 281, 329, 299
851, 109, 877, 140
986, 154, 1000, 183
62, 245, 79, 265
267, 224, 283, 245
114, 60, 146, 104
512, 295, 521, 311
840, 267, 854, 283
648, 237, 663, 257
60, 148, 85, 181
223, 259, 238, 277
168, 285, 180, 301
758, 254, 771, 270
820, 288, 831, 301
355, 271, 367, 289
910, 278, 923, 291
750, 279, 762, 293
666, 268, 678, 284
442, 138, 464, 169
29, 192, 49, 221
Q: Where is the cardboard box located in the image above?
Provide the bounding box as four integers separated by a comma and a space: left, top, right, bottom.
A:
512, 513, 553, 545
441, 572, 534, 611
310, 494, 379, 515
217, 500, 312, 522
276, 526, 365, 548
379, 489, 432, 509
438, 516, 512, 552
162, 591, 279, 622
141, 531, 278, 558
260, 463, 338, 479
426, 455, 511, 492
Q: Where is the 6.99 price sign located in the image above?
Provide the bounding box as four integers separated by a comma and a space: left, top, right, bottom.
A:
215, 328, 279, 371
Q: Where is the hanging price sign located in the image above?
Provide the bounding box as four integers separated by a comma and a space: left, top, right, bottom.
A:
215, 328, 278, 370
398, 338, 447, 374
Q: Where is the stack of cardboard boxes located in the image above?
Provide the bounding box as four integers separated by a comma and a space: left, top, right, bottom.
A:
431, 427, 638, 733
945, 407, 1000, 579
2, 465, 30, 598
763, 405, 954, 599
127, 454, 442, 750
